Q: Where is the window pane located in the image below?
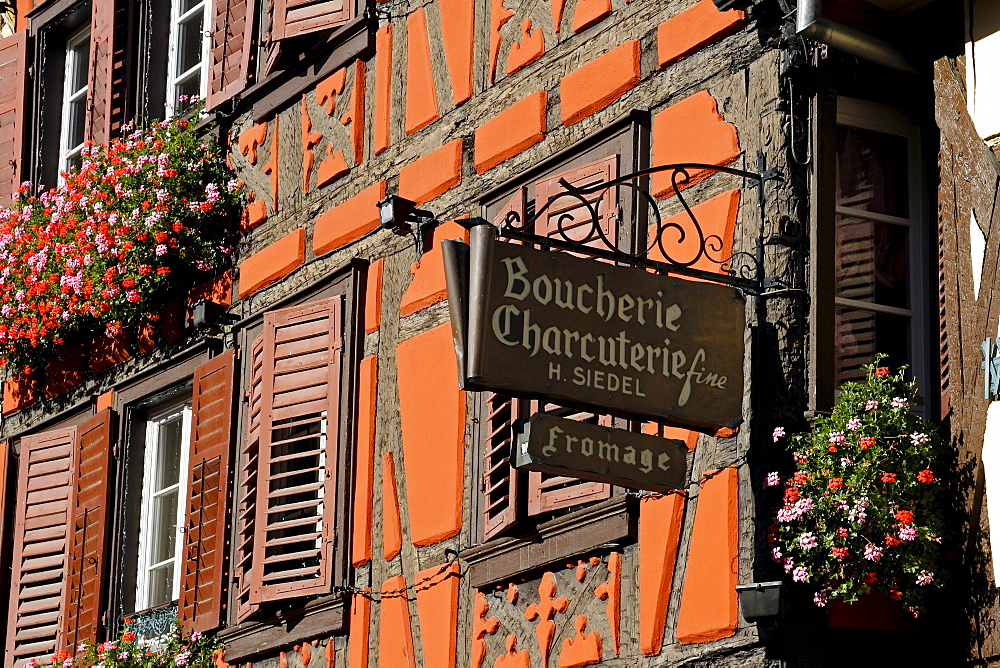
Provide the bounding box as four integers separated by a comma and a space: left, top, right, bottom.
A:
179, 0, 204, 14
835, 216, 909, 308
173, 75, 201, 109
834, 307, 911, 386
145, 563, 175, 609
154, 414, 184, 491
177, 12, 205, 76
836, 126, 909, 218
151, 489, 179, 564
66, 100, 86, 157
68, 39, 89, 93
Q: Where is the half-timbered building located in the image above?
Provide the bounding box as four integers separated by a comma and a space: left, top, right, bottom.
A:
0, 0, 997, 665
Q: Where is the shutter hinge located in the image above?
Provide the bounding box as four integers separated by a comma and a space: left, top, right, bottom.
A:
480, 474, 487, 491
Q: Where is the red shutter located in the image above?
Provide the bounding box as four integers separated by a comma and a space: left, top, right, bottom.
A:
61, 410, 113, 653
526, 405, 611, 516
236, 335, 265, 622
272, 0, 353, 41
535, 156, 619, 247
179, 350, 237, 633
0, 31, 27, 206
84, 0, 123, 145
6, 427, 76, 666
482, 393, 524, 540
248, 296, 343, 604
207, 0, 257, 111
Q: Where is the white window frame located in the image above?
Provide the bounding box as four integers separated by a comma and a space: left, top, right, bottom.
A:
59, 26, 90, 177
165, 0, 211, 116
134, 402, 192, 612
835, 97, 929, 407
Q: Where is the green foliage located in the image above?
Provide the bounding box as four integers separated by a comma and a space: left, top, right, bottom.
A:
768, 356, 950, 616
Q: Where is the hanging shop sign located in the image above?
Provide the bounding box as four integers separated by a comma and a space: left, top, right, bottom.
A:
513, 413, 689, 493
444, 225, 746, 433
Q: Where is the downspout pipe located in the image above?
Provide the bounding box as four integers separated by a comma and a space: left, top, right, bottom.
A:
796, 0, 919, 74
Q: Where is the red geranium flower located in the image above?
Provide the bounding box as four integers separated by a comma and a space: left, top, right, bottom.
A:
875, 367, 889, 375
917, 469, 934, 483
880, 472, 897, 483
828, 478, 843, 490
894, 510, 914, 524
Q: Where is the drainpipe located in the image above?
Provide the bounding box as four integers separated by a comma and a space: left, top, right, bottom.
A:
797, 0, 919, 74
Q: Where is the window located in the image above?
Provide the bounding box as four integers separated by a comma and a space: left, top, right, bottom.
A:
166, 0, 210, 114
833, 98, 928, 394
220, 267, 361, 662
135, 402, 192, 612
6, 410, 114, 664
235, 295, 344, 621
59, 26, 90, 175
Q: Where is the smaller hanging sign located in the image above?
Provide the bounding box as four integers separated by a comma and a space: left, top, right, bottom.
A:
512, 413, 689, 493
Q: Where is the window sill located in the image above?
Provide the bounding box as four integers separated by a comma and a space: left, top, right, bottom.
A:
217, 593, 347, 664
459, 495, 637, 589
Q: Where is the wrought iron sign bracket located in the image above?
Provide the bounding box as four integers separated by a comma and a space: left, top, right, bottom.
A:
478, 153, 789, 299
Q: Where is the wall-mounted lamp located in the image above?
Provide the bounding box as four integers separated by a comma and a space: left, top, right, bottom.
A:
192, 299, 238, 331
377, 196, 434, 236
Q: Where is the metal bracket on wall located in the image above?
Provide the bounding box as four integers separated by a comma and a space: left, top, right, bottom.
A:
489, 153, 789, 300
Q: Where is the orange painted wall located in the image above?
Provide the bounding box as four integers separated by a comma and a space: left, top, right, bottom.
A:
638, 493, 686, 655
377, 576, 417, 668
351, 355, 378, 567
382, 451, 403, 561
651, 91, 739, 197
657, 0, 745, 68
348, 594, 372, 668
675, 467, 740, 644
400, 220, 470, 317
415, 563, 460, 668
396, 324, 465, 546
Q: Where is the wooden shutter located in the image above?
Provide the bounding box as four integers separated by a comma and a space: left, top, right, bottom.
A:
482, 393, 524, 540
239, 296, 343, 613
61, 410, 113, 653
236, 335, 265, 622
526, 404, 611, 515
6, 428, 76, 666
272, 0, 353, 41
0, 30, 27, 206
535, 156, 619, 247
179, 350, 236, 633
207, 0, 257, 111
85, 0, 125, 144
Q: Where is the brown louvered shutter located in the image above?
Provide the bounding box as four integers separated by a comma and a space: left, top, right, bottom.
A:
179, 350, 236, 633
248, 296, 343, 604
6, 427, 76, 666
84, 0, 126, 145
526, 404, 611, 516
236, 335, 265, 622
0, 30, 27, 206
535, 156, 619, 246
272, 0, 353, 41
207, 0, 257, 111
61, 410, 113, 653
482, 392, 524, 540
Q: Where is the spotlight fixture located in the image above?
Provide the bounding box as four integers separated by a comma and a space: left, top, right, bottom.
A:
377, 196, 434, 236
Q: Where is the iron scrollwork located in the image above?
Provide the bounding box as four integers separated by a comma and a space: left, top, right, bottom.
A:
495, 160, 785, 295
123, 602, 178, 640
